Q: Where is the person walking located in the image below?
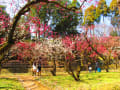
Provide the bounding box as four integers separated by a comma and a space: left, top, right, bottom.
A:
37, 61, 41, 76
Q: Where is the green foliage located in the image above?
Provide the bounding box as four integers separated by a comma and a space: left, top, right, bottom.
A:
30, 0, 81, 36
71, 0, 77, 7
111, 16, 120, 27
98, 0, 109, 16
53, 13, 80, 35
110, 30, 119, 36
0, 5, 9, 16
0, 5, 9, 40
30, 7, 37, 17
0, 5, 6, 9
83, 0, 111, 25
110, 0, 119, 16
94, 7, 101, 23
84, 5, 96, 25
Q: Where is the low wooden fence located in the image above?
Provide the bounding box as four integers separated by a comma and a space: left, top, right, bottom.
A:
1, 60, 120, 73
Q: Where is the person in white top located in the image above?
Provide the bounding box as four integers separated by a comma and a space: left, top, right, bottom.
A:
32, 62, 37, 76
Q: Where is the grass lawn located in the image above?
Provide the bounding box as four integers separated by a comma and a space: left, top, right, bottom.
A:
0, 77, 24, 90
1, 68, 120, 90
37, 71, 120, 90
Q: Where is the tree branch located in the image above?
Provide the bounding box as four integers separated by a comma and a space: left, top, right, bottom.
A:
48, 0, 86, 11
84, 35, 106, 61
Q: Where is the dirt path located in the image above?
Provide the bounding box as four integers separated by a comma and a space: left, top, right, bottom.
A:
16, 75, 49, 90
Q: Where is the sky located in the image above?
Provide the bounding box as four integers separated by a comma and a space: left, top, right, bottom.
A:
0, 0, 27, 18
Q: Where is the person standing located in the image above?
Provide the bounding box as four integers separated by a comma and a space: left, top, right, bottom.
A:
88, 62, 92, 72
37, 61, 41, 76
95, 61, 99, 73
32, 62, 37, 76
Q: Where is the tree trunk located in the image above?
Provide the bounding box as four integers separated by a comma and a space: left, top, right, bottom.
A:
106, 68, 109, 72
105, 64, 109, 72
0, 43, 12, 57
0, 61, 2, 74
51, 57, 56, 76
116, 58, 118, 70
69, 62, 80, 81
76, 70, 80, 81
38, 25, 40, 40
35, 30, 38, 40
71, 71, 80, 81
116, 63, 118, 70
0, 43, 12, 73
76, 58, 81, 80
